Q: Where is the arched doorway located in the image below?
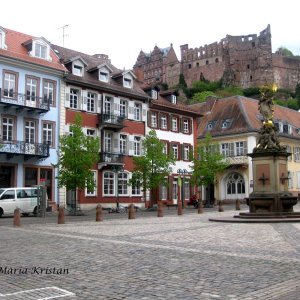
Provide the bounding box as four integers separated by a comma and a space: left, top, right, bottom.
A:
226, 172, 245, 200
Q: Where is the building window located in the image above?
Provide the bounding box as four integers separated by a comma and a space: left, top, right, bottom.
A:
183, 145, 190, 160
161, 115, 167, 129
99, 71, 109, 82
118, 172, 128, 195
43, 80, 55, 106
221, 143, 230, 157
35, 43, 47, 59
134, 136, 141, 156
120, 134, 127, 154
25, 120, 37, 143
151, 113, 157, 128
286, 145, 292, 161
184, 180, 190, 200
183, 119, 189, 133
73, 64, 83, 76
87, 92, 96, 112
151, 90, 158, 100
42, 121, 54, 147
104, 132, 112, 153
123, 78, 132, 88
86, 170, 97, 196
86, 129, 96, 137
171, 95, 177, 104
3, 71, 17, 98
104, 96, 112, 115
294, 147, 300, 162
134, 103, 141, 121
172, 144, 179, 160
132, 182, 141, 195
2, 116, 15, 142
26, 76, 39, 102
172, 117, 178, 131
120, 100, 127, 118
70, 88, 79, 109
161, 185, 167, 200
236, 142, 245, 156
103, 171, 115, 196
227, 173, 245, 195
162, 142, 168, 155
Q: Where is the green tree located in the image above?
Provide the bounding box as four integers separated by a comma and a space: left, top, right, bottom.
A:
190, 91, 217, 103
54, 113, 99, 214
276, 47, 294, 57
129, 130, 175, 207
191, 133, 229, 204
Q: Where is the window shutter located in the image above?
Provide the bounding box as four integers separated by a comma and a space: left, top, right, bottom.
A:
113, 132, 119, 153
113, 97, 120, 116
181, 144, 184, 160
243, 141, 248, 155
229, 143, 234, 157
64, 124, 70, 134
65, 93, 70, 108
81, 90, 87, 111
97, 94, 102, 113
128, 102, 134, 120
142, 103, 147, 121
128, 136, 134, 156
294, 147, 297, 162
179, 118, 183, 133
279, 122, 283, 133
189, 119, 192, 134
168, 176, 173, 201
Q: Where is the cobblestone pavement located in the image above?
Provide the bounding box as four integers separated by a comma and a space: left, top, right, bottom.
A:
1, 205, 300, 299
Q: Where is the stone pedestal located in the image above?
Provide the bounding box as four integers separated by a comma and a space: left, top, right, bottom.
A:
247, 150, 298, 213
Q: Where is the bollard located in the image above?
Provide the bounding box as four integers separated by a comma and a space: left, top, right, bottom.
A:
128, 204, 136, 220
157, 201, 163, 217
177, 201, 183, 216
13, 208, 21, 227
57, 206, 65, 224
197, 199, 203, 214
235, 199, 241, 210
96, 204, 103, 222
218, 200, 224, 212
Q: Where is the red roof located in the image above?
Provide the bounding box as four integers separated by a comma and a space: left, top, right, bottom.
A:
0, 28, 67, 72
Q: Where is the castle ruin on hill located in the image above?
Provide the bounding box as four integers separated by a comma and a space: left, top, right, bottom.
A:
133, 25, 300, 91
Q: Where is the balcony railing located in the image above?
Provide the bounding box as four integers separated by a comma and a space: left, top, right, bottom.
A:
224, 155, 249, 165
99, 114, 125, 129
99, 152, 124, 164
0, 139, 50, 159
0, 89, 50, 113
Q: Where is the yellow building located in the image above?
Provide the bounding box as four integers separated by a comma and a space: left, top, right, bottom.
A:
192, 96, 300, 203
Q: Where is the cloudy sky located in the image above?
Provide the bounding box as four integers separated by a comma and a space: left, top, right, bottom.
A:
1, 0, 299, 69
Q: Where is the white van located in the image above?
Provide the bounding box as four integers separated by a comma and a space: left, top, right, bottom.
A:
0, 187, 38, 217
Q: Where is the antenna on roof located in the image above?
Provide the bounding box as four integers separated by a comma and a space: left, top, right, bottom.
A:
57, 24, 69, 47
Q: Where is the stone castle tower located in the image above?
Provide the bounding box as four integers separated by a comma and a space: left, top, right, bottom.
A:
134, 25, 300, 91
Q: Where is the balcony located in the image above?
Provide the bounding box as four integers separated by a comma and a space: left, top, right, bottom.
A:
0, 89, 50, 114
98, 152, 124, 169
0, 139, 50, 160
225, 156, 249, 168
98, 114, 125, 131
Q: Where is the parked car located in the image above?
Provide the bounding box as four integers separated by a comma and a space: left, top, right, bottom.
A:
0, 187, 38, 217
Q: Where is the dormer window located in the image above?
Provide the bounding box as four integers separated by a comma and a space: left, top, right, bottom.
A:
0, 27, 7, 50
124, 78, 132, 88
151, 90, 158, 100
35, 43, 47, 59
171, 95, 177, 104
221, 119, 232, 129
100, 71, 109, 82
73, 64, 83, 77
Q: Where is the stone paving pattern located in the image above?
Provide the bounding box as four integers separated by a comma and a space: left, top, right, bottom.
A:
0, 205, 300, 299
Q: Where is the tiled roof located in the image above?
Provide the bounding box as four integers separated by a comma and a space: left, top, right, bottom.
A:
0, 28, 67, 72
196, 96, 300, 139
52, 44, 149, 99
150, 94, 202, 116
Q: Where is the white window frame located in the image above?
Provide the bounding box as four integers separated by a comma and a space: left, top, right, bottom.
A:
87, 92, 96, 112
151, 113, 157, 128
134, 103, 141, 121
25, 120, 36, 143
151, 90, 158, 100
86, 170, 97, 196
73, 64, 83, 77
172, 117, 178, 131
221, 143, 230, 157
183, 119, 189, 133
104, 131, 112, 153
119, 100, 127, 118
118, 172, 129, 196
183, 145, 190, 160
161, 115, 167, 129
86, 129, 96, 138
172, 144, 179, 159
134, 136, 141, 156
120, 134, 127, 154
2, 116, 14, 142
123, 77, 132, 88
235, 141, 244, 156
70, 88, 79, 109
161, 185, 167, 200
42, 122, 54, 147
99, 71, 109, 82
4, 72, 16, 98
171, 95, 177, 104
34, 43, 47, 59
103, 171, 115, 196
43, 80, 55, 106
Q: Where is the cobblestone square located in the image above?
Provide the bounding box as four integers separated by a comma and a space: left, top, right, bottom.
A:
1, 206, 300, 299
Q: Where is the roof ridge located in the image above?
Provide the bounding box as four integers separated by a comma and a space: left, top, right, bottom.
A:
237, 96, 256, 131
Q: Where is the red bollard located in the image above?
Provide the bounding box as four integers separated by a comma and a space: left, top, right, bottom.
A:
57, 206, 65, 224
177, 201, 183, 216
96, 205, 103, 222
157, 201, 163, 217
13, 208, 21, 227
235, 199, 241, 210
128, 204, 136, 219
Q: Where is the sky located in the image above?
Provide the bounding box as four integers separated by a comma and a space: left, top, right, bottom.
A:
1, 0, 299, 70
